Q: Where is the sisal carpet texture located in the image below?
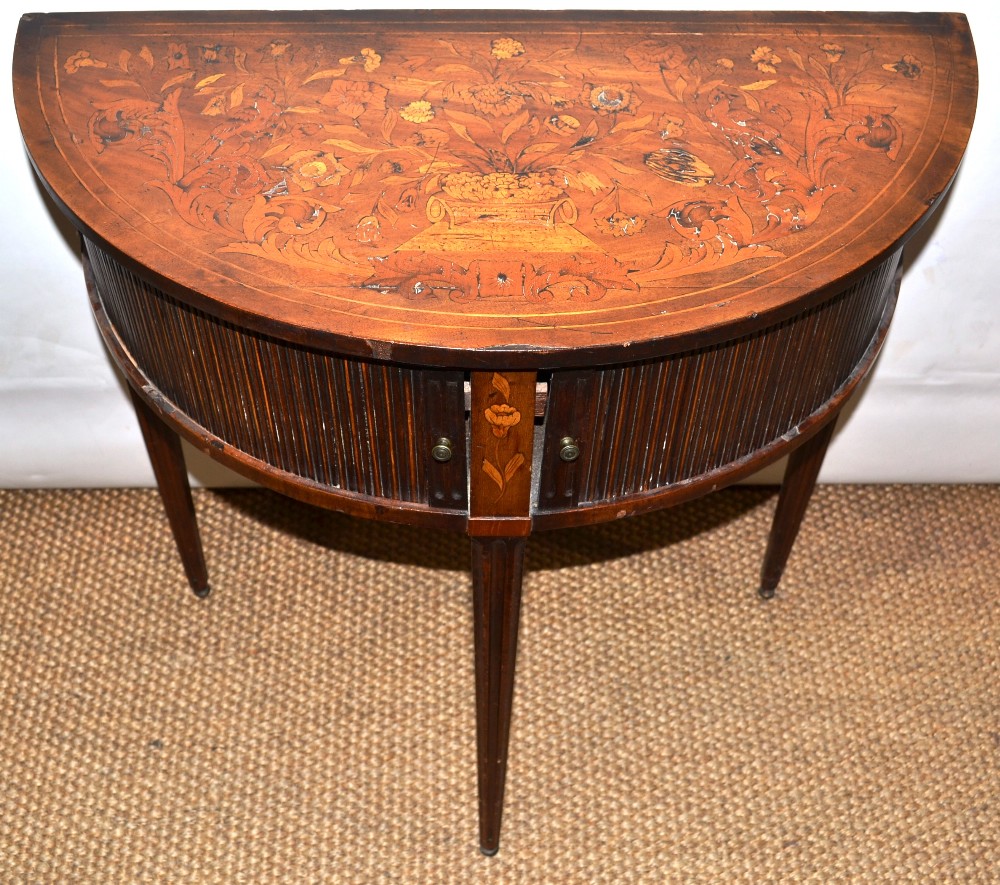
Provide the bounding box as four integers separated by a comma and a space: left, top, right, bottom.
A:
0, 485, 997, 883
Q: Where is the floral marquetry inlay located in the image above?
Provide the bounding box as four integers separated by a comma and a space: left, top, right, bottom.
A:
16, 12, 975, 362
13, 16, 978, 858
469, 370, 535, 520
481, 373, 526, 496
57, 20, 930, 289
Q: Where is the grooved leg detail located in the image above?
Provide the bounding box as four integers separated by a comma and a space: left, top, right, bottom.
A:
129, 387, 211, 597
471, 536, 526, 856
760, 419, 837, 598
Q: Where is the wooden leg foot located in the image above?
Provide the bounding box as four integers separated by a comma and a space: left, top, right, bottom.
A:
759, 419, 837, 598
129, 387, 211, 598
471, 535, 526, 857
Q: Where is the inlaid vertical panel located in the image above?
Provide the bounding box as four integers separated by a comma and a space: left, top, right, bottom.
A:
469, 371, 536, 534
85, 239, 467, 509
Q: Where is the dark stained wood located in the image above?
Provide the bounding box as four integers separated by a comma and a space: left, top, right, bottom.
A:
760, 419, 838, 599
86, 237, 470, 508
536, 251, 898, 522
128, 385, 210, 598
538, 369, 600, 510
424, 373, 470, 510
83, 239, 468, 532
533, 249, 902, 531
13, 10, 977, 855
471, 535, 526, 855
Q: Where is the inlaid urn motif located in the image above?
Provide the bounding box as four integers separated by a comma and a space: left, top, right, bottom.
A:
53, 23, 934, 311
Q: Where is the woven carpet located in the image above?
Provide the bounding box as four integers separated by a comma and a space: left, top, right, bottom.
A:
0, 485, 997, 882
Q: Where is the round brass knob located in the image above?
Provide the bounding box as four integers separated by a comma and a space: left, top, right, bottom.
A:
431, 437, 454, 463
558, 436, 580, 462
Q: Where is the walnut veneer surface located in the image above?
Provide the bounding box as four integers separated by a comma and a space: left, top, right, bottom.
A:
13, 10, 977, 855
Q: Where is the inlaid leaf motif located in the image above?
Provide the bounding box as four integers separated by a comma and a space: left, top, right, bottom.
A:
787, 47, 806, 71
196, 73, 226, 90
435, 63, 479, 75
491, 372, 511, 400
376, 195, 400, 227
698, 78, 727, 93
576, 171, 607, 194
501, 110, 531, 144
856, 48, 876, 74
504, 453, 525, 483
160, 71, 195, 91
381, 108, 399, 142
448, 121, 476, 143
604, 157, 642, 176
519, 141, 559, 156
69, 25, 924, 290
200, 94, 228, 116
580, 119, 599, 140
611, 113, 653, 134
261, 142, 292, 158
482, 458, 505, 491
323, 139, 383, 154
303, 68, 348, 84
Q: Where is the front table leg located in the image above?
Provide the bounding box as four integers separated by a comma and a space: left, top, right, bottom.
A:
759, 418, 837, 599
467, 370, 537, 854
471, 535, 526, 855
128, 387, 211, 598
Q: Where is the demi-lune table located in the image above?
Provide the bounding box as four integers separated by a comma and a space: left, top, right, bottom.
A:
14, 10, 977, 854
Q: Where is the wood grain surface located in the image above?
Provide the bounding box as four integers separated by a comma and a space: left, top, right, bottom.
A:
14, 11, 976, 367
12, 11, 979, 857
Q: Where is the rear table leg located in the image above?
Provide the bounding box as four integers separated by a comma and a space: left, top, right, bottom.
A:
759, 418, 837, 599
129, 386, 211, 598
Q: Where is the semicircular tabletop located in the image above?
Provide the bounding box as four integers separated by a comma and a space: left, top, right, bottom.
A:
14, 11, 977, 367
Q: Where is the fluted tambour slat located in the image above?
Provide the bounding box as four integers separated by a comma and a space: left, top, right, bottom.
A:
90, 231, 899, 516
539, 250, 901, 510
85, 239, 466, 508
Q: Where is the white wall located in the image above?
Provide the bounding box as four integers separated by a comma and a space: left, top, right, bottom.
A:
2, 0, 997, 488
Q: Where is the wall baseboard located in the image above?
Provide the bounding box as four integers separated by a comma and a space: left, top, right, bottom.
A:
2, 376, 996, 488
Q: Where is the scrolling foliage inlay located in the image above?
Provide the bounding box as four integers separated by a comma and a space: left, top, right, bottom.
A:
62, 26, 927, 308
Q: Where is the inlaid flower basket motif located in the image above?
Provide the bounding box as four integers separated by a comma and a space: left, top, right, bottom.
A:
428, 172, 578, 228
60, 27, 927, 308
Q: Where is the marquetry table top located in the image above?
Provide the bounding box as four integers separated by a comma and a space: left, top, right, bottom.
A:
14, 11, 976, 366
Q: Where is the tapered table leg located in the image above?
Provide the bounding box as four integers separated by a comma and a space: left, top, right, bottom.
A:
467, 370, 536, 853
128, 386, 211, 598
471, 535, 526, 856
759, 418, 837, 599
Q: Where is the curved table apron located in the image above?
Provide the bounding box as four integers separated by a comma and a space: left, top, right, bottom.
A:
14, 10, 976, 855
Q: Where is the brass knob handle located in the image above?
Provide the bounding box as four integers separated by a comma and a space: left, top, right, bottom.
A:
558, 436, 580, 462
431, 437, 454, 463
